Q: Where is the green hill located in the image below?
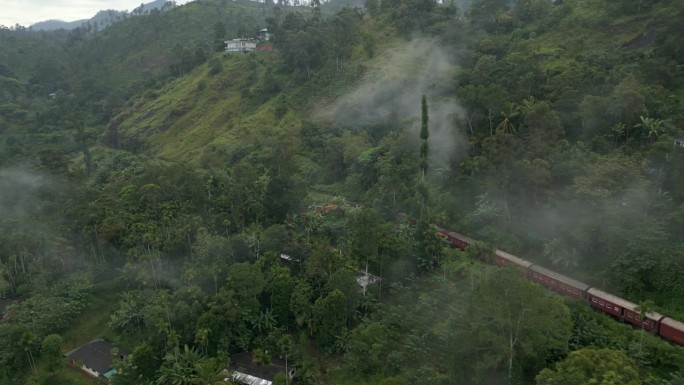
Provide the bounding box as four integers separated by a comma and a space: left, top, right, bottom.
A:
1, 0, 684, 384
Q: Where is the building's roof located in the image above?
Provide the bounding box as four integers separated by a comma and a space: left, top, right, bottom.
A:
65, 340, 128, 375
231, 371, 273, 385
230, 352, 290, 385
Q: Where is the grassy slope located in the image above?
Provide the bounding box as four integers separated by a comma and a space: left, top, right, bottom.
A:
522, 0, 680, 70
110, 0, 684, 166
113, 54, 290, 165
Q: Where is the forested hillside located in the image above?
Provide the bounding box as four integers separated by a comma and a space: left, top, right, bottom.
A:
0, 0, 683, 384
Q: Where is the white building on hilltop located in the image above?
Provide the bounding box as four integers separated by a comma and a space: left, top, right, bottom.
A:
225, 38, 257, 53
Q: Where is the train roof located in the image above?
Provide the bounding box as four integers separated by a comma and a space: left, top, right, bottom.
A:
586, 288, 664, 319
495, 249, 534, 268
529, 265, 591, 291
661, 317, 684, 330
447, 231, 477, 245
587, 288, 637, 309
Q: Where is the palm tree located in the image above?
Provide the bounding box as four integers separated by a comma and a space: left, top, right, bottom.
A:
108, 290, 145, 334
19, 331, 38, 375
496, 102, 520, 134
194, 328, 211, 356
252, 309, 277, 334
277, 336, 295, 385
156, 345, 203, 385
192, 358, 226, 385
520, 96, 537, 115
252, 348, 272, 366
634, 116, 666, 144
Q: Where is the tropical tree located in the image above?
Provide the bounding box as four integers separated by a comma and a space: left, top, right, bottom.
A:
289, 280, 314, 331
344, 322, 388, 375
277, 335, 295, 385
19, 331, 38, 376
192, 358, 226, 385
496, 102, 520, 134
109, 291, 147, 334
536, 347, 641, 385
40, 334, 63, 373
420, 94, 429, 183
156, 345, 203, 385
464, 267, 572, 384
313, 289, 348, 350
635, 299, 655, 366
194, 328, 211, 356
634, 116, 667, 143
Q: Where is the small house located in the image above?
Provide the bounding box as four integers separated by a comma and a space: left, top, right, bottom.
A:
257, 28, 273, 41
65, 340, 129, 381
674, 138, 684, 148
225, 38, 257, 53
228, 352, 296, 385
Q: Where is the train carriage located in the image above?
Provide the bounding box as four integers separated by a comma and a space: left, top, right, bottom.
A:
495, 250, 533, 272
446, 231, 476, 250
623, 308, 665, 333
397, 212, 684, 347
586, 288, 664, 332
529, 265, 590, 299
436, 227, 451, 243
587, 288, 634, 318
660, 317, 684, 345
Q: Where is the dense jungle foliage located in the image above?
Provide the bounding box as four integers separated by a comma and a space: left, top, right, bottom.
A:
0, 0, 683, 384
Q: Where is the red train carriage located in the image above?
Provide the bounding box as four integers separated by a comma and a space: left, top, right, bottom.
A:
495, 250, 533, 271
529, 265, 590, 300
446, 231, 476, 250
398, 213, 684, 346
436, 227, 451, 243
586, 288, 664, 332
621, 305, 665, 332
660, 318, 684, 345
587, 288, 634, 318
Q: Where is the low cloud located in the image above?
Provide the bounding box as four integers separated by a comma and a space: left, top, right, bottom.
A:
0, 167, 47, 224
317, 37, 467, 170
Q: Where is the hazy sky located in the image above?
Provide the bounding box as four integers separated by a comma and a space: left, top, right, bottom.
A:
0, 0, 191, 27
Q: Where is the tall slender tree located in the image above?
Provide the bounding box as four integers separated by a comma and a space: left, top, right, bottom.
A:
420, 94, 429, 182
418, 94, 431, 214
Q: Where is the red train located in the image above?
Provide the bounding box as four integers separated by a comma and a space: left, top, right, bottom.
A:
434, 226, 684, 346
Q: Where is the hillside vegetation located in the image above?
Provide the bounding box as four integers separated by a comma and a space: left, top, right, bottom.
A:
0, 0, 683, 384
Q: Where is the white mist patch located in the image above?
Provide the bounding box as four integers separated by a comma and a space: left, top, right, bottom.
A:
318, 37, 467, 170
0, 167, 49, 229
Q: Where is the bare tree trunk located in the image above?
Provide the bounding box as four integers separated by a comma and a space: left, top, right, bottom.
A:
27, 348, 37, 375
488, 108, 494, 136
465, 110, 475, 135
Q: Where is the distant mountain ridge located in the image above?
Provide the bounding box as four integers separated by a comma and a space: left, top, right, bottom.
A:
30, 0, 176, 31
